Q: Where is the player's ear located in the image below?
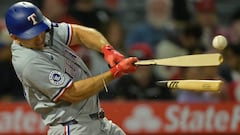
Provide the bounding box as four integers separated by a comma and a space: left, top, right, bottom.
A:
9, 34, 21, 43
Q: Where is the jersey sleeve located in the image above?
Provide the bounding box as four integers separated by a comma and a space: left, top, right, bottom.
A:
53, 22, 73, 46
22, 56, 73, 102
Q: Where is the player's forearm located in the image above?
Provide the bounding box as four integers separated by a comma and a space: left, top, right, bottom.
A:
71, 24, 109, 51
62, 71, 114, 103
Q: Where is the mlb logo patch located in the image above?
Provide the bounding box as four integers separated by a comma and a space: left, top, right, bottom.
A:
49, 70, 65, 85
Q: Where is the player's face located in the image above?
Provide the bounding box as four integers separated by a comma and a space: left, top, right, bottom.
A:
18, 32, 46, 50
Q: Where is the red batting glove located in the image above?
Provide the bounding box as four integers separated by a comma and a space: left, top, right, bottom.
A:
102, 45, 125, 67
110, 57, 138, 78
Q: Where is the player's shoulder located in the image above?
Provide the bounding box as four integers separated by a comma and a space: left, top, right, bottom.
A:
50, 22, 72, 45
11, 43, 47, 74
11, 42, 41, 61
51, 22, 70, 30
51, 22, 71, 34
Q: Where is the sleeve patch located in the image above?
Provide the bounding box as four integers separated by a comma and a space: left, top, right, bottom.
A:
49, 70, 65, 86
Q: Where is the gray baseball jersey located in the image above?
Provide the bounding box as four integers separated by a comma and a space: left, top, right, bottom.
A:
11, 22, 101, 126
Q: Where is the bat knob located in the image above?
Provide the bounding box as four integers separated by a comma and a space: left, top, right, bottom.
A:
155, 81, 168, 87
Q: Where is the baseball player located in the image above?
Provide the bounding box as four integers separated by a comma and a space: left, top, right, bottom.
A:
5, 2, 138, 135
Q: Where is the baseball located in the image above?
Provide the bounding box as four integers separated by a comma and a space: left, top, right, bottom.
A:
212, 35, 227, 50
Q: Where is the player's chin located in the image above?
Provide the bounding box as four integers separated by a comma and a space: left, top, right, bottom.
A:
34, 44, 45, 50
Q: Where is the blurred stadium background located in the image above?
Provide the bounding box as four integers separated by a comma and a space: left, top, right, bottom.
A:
1, 0, 240, 134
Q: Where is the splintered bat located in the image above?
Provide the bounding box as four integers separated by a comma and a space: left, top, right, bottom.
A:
156, 80, 222, 92
135, 53, 223, 67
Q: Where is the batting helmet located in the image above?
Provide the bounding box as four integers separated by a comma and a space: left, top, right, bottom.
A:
5, 2, 50, 39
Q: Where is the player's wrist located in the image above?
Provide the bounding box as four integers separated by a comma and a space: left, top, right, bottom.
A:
110, 65, 123, 78
101, 45, 113, 54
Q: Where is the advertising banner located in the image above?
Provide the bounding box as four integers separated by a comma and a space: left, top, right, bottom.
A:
0, 101, 239, 135
102, 101, 240, 135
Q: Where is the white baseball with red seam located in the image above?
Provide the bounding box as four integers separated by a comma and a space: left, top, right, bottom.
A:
212, 35, 227, 50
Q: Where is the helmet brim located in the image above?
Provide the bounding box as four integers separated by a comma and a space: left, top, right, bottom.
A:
16, 20, 49, 40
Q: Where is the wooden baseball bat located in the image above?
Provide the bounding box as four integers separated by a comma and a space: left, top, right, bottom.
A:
135, 53, 223, 67
156, 80, 222, 92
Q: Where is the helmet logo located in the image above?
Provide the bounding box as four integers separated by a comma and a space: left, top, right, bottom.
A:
27, 13, 38, 25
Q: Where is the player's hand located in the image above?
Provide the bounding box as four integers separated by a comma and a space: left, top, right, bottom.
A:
110, 57, 138, 78
102, 45, 125, 67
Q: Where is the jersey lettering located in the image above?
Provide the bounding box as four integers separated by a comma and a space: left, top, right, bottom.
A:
27, 13, 38, 25
64, 59, 77, 78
